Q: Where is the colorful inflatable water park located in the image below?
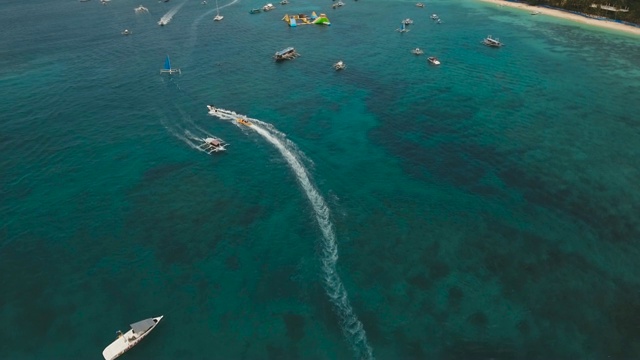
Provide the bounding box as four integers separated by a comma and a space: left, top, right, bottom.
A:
282, 12, 330, 26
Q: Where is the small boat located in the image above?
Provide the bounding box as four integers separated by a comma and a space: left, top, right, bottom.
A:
531, 10, 541, 15
483, 35, 503, 47
160, 55, 181, 74
101, 0, 111, 5
249, 8, 261, 13
237, 118, 252, 126
79, 0, 91, 2
430, 13, 439, 20
280, 0, 289, 4
333, 60, 346, 70
396, 21, 409, 33
416, 2, 424, 7
121, 29, 131, 35
262, 3, 276, 11
411, 47, 424, 55
213, 0, 223, 21
202, 0, 208, 4
403, 18, 413, 25
273, 47, 299, 61
134, 5, 149, 13
102, 316, 163, 360
427, 56, 440, 65
199, 137, 228, 153
436, 18, 442, 24
158, 20, 167, 26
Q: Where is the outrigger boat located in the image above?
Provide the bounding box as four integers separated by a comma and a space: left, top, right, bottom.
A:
396, 21, 409, 33
273, 47, 299, 61
102, 316, 163, 360
483, 35, 503, 47
411, 47, 424, 55
333, 60, 346, 70
199, 137, 228, 153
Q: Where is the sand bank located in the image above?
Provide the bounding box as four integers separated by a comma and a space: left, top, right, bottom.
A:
478, 0, 640, 36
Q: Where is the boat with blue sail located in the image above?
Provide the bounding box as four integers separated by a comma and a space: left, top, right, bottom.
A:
160, 55, 181, 74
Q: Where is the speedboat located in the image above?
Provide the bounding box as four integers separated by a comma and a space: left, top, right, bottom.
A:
403, 18, 413, 25
102, 316, 163, 360
280, 0, 289, 4
249, 8, 261, 13
430, 13, 439, 20
416, 2, 424, 7
121, 29, 131, 35
262, 3, 275, 11
411, 47, 424, 55
158, 20, 166, 26
427, 56, 440, 65
237, 118, 252, 126
134, 5, 149, 13
333, 60, 346, 70
199, 137, 228, 153
483, 35, 503, 47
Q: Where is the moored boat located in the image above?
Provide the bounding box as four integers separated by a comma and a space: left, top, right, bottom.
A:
411, 47, 424, 55
249, 8, 261, 13
333, 60, 346, 70
430, 13, 439, 20
483, 35, 503, 47
273, 47, 299, 61
121, 29, 131, 35
427, 56, 440, 65
416, 2, 424, 7
403, 18, 413, 25
262, 3, 275, 11
102, 316, 163, 360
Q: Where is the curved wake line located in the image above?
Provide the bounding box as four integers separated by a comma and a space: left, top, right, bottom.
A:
159, 0, 188, 25
211, 110, 374, 359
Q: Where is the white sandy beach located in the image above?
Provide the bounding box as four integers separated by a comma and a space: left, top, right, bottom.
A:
478, 0, 640, 36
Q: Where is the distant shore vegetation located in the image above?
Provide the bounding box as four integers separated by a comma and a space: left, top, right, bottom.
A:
525, 0, 639, 24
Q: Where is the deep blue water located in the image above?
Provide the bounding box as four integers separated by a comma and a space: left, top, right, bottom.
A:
2, 0, 640, 358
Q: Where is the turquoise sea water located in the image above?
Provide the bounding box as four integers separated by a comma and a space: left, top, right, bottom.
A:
2, 0, 640, 358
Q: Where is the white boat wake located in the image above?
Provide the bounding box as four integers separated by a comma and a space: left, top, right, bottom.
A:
160, 108, 224, 155
158, 0, 187, 26
208, 107, 374, 360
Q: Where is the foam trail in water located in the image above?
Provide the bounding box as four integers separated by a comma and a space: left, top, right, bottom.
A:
159, 0, 187, 25
210, 110, 374, 359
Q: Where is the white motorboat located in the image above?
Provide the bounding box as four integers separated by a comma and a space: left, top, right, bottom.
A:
134, 5, 149, 13
262, 3, 276, 11
121, 29, 131, 35
416, 2, 424, 7
333, 60, 346, 70
403, 18, 413, 25
102, 316, 163, 360
430, 13, 439, 20
199, 137, 228, 153
213, 0, 223, 21
411, 47, 424, 55
280, 0, 289, 4
483, 35, 503, 47
427, 56, 440, 65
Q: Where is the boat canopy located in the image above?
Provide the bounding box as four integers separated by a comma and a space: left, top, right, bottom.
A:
275, 47, 295, 56
130, 318, 155, 334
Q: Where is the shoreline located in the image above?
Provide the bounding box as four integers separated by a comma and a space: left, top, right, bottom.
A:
477, 0, 640, 36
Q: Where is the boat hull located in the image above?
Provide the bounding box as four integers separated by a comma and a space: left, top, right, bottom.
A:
102, 316, 163, 360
